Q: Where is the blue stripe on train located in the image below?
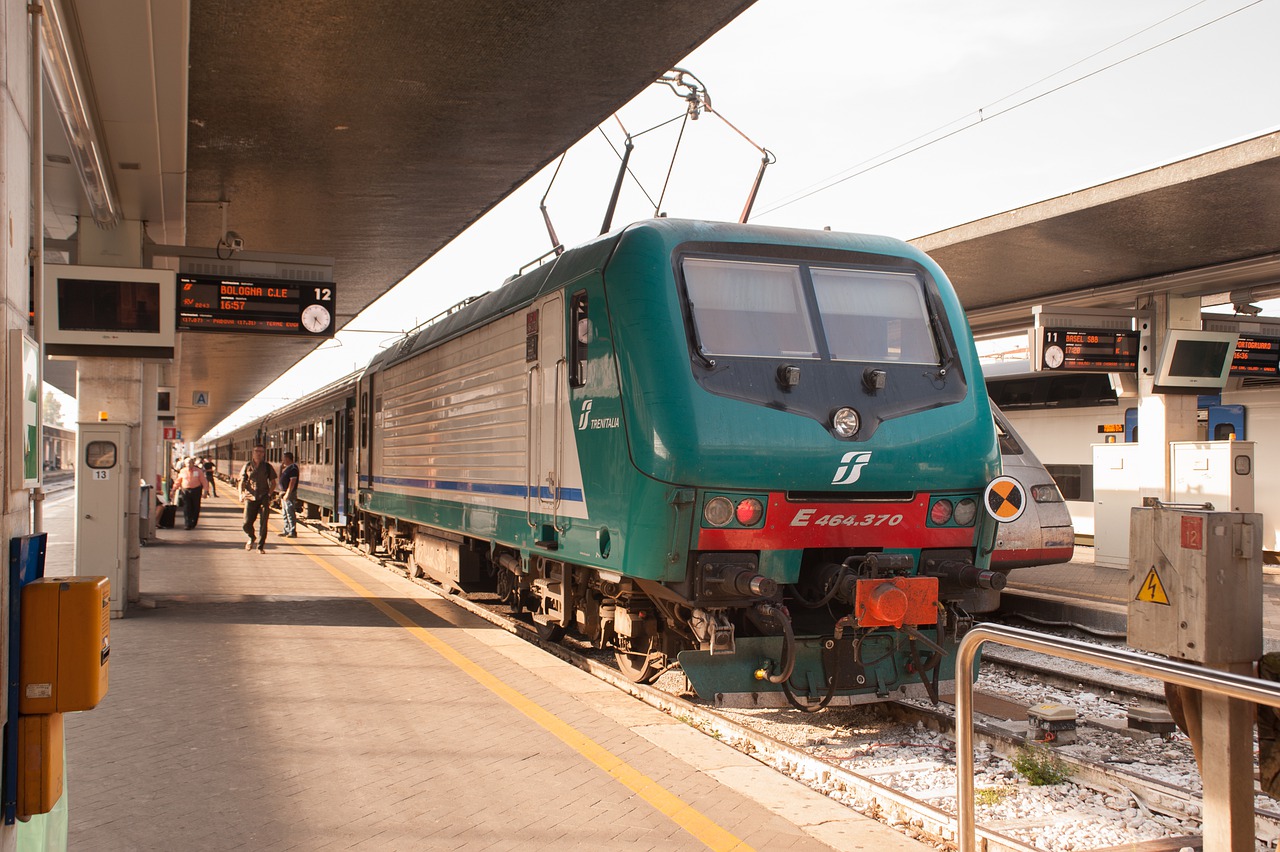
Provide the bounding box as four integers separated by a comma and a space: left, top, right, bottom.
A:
357, 474, 584, 503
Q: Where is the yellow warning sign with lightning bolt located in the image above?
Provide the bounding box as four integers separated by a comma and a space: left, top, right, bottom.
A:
1135, 567, 1171, 605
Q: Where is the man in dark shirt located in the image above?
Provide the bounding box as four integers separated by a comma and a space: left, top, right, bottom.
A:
238, 444, 277, 552
201, 457, 217, 496
278, 451, 300, 538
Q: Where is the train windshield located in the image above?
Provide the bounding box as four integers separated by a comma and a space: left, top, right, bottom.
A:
810, 267, 938, 364
682, 257, 938, 364
682, 258, 819, 358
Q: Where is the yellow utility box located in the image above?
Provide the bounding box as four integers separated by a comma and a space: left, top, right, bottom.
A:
18, 713, 64, 817
20, 576, 111, 714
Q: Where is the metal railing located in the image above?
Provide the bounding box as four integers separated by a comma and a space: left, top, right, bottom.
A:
955, 623, 1280, 852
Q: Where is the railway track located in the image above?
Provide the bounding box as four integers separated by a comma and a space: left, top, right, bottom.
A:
322, 526, 1272, 850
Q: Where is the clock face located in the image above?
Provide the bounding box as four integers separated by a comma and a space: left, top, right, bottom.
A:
301, 304, 332, 334
1044, 344, 1064, 369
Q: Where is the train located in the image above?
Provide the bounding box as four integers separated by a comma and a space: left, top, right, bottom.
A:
202, 218, 1018, 710
989, 404, 1074, 569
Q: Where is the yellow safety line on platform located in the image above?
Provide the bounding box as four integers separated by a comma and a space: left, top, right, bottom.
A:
294, 542, 752, 852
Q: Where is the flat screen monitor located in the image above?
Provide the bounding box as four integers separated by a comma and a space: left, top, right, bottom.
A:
1153, 329, 1238, 392
43, 265, 176, 358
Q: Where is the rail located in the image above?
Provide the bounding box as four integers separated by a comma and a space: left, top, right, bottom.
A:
955, 623, 1280, 852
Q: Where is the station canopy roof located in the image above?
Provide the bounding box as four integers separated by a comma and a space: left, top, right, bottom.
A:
913, 130, 1280, 338
44, 0, 757, 439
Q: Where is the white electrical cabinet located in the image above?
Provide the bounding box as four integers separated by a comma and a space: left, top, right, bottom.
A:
1170, 440, 1254, 513
75, 422, 132, 616
1092, 443, 1153, 569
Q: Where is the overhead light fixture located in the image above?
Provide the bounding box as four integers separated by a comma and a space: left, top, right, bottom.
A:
40, 0, 119, 228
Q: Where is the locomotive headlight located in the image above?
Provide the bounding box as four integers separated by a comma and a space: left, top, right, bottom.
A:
735, 498, 764, 526
1030, 484, 1064, 503
831, 407, 860, 438
703, 496, 735, 527
953, 498, 978, 526
929, 499, 954, 525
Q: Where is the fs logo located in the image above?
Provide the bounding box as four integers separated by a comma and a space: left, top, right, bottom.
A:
831, 451, 872, 485
577, 399, 620, 431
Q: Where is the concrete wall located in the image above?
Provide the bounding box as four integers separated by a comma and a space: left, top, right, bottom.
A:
2, 5, 68, 849
1, 0, 33, 848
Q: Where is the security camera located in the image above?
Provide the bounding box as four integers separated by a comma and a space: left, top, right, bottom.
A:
1233, 302, 1263, 316
224, 230, 244, 251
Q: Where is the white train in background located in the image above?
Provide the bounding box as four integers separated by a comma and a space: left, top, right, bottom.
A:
984, 364, 1280, 559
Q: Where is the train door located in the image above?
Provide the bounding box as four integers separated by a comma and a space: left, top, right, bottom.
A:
330, 409, 345, 521
357, 373, 375, 493
340, 398, 355, 523
526, 294, 566, 544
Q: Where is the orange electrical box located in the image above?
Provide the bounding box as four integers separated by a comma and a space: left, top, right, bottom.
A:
18, 713, 64, 817
20, 576, 110, 714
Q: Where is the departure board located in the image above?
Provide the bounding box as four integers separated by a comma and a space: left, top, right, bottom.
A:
1229, 334, 1280, 377
177, 274, 335, 337
1037, 327, 1139, 372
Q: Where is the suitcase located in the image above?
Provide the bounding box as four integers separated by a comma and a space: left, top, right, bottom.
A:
158, 504, 177, 529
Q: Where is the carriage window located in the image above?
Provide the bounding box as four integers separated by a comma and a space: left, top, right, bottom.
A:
360, 392, 369, 448
992, 413, 1023, 456
682, 258, 818, 359
811, 267, 938, 364
569, 291, 588, 388
1044, 464, 1093, 502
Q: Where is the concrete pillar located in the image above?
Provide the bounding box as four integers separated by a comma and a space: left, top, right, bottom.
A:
1135, 294, 1202, 500
140, 362, 160, 542
76, 359, 143, 605
75, 220, 146, 606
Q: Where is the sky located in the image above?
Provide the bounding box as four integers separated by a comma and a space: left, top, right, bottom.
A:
179, 0, 1279, 440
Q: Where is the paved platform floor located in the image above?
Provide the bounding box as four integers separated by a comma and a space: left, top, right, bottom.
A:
44, 490, 928, 851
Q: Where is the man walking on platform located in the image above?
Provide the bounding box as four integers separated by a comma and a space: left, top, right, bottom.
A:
238, 444, 277, 552
201, 457, 218, 496
279, 451, 300, 538
172, 457, 210, 530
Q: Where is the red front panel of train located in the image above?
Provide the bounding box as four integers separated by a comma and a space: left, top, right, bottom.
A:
695, 493, 976, 550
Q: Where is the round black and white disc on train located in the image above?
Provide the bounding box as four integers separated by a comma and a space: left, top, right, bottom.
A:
984, 475, 1027, 523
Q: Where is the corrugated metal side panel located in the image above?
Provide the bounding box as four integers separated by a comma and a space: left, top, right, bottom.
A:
380, 312, 528, 486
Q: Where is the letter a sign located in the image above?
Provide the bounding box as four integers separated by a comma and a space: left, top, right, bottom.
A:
192, 391, 210, 407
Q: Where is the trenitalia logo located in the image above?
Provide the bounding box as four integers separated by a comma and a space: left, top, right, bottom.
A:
577, 400, 620, 431
831, 451, 872, 485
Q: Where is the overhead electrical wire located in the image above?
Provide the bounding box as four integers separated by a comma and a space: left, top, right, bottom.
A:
751, 0, 1266, 220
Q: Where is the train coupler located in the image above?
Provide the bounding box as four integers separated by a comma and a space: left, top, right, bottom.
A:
690, 609, 735, 655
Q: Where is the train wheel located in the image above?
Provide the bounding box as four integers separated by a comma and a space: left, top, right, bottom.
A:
535, 621, 565, 642
406, 553, 423, 580
614, 650, 661, 684
494, 570, 517, 609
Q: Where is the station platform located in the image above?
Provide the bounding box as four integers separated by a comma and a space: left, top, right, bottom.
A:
1002, 546, 1280, 650
43, 489, 928, 851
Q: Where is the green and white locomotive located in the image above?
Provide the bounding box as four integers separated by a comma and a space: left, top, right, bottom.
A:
217, 218, 1012, 709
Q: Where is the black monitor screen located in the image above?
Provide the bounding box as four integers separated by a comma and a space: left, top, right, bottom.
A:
57, 278, 161, 333
1168, 339, 1232, 378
